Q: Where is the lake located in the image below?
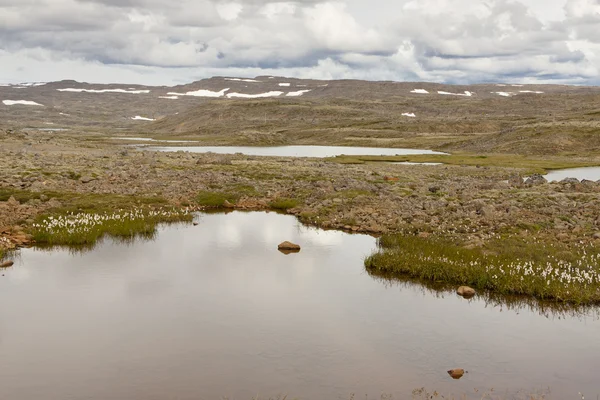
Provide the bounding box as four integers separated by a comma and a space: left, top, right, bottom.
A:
1, 211, 598, 400
143, 145, 448, 158
544, 166, 600, 182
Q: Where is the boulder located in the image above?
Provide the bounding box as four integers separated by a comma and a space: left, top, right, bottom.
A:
508, 174, 523, 187
447, 369, 465, 380
560, 177, 580, 184
524, 174, 547, 185
278, 241, 301, 251
457, 286, 476, 297
0, 260, 14, 268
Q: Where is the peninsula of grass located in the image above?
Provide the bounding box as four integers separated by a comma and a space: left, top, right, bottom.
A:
365, 234, 600, 304
327, 153, 600, 174
31, 208, 192, 247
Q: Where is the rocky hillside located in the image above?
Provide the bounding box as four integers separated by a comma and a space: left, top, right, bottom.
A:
1, 77, 599, 154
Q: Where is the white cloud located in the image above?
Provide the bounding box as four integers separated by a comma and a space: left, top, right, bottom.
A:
0, 0, 598, 85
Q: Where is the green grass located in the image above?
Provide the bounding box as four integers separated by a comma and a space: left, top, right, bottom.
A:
365, 234, 600, 304
269, 198, 299, 210
196, 190, 238, 207
30, 208, 192, 247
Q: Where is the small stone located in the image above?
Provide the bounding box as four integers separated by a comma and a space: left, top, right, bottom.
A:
457, 286, 476, 297
428, 186, 440, 193
193, 222, 199, 226
223, 200, 235, 208
0, 260, 14, 268
593, 232, 600, 240
80, 176, 95, 184
447, 369, 465, 380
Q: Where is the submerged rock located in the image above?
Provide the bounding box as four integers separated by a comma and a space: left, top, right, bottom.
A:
457, 286, 476, 297
447, 368, 465, 379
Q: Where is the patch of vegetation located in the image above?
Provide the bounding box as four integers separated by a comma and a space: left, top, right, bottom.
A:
269, 198, 299, 210
365, 234, 600, 304
31, 208, 192, 247
196, 191, 238, 207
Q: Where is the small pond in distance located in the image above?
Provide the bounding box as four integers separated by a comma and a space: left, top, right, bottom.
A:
1, 212, 599, 399
143, 145, 448, 158
544, 166, 600, 182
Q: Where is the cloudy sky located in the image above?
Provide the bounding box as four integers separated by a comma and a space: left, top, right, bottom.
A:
1, 0, 599, 85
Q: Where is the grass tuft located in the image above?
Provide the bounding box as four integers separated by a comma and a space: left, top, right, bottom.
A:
269, 198, 299, 210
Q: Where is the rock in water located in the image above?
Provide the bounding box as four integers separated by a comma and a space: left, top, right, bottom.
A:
457, 286, 476, 297
278, 241, 301, 252
0, 260, 15, 268
447, 369, 465, 379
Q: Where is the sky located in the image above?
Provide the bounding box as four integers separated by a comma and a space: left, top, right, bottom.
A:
0, 0, 599, 85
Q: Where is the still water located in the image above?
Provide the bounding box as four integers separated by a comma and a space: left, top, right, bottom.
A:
1, 212, 599, 400
544, 166, 600, 182
144, 145, 447, 157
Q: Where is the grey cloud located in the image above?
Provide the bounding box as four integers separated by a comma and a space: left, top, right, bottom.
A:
0, 0, 598, 85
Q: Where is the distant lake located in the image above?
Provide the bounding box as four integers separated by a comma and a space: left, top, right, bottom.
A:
544, 166, 600, 182
143, 145, 448, 158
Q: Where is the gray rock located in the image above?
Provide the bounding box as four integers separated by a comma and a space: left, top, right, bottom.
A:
560, 177, 580, 184
524, 174, 547, 185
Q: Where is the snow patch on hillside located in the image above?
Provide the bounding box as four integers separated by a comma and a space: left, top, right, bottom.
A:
286, 90, 311, 97
224, 78, 260, 83
411, 89, 429, 94
3, 100, 44, 106
167, 88, 229, 97
438, 91, 474, 97
58, 88, 150, 94
226, 91, 284, 98
131, 116, 155, 121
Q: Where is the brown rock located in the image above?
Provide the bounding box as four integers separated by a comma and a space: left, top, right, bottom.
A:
383, 176, 399, 182
447, 369, 465, 379
278, 241, 301, 251
0, 260, 14, 268
223, 200, 235, 208
457, 286, 476, 297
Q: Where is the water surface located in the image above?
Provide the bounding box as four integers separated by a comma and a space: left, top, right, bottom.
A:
1, 212, 599, 400
544, 166, 600, 182
144, 145, 447, 158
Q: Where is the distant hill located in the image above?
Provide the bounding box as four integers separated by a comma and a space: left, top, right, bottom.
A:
1, 77, 599, 154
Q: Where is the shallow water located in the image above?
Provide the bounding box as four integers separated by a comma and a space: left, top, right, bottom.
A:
1, 212, 599, 400
144, 145, 448, 157
544, 166, 600, 182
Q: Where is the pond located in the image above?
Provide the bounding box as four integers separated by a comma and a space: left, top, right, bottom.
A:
544, 166, 600, 182
142, 145, 448, 158
1, 212, 599, 400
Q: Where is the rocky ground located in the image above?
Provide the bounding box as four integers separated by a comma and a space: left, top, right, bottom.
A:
2, 129, 600, 254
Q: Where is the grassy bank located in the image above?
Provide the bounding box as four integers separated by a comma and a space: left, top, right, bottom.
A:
31, 208, 192, 246
365, 234, 600, 304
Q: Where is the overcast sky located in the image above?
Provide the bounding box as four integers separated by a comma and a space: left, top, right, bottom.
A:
1, 0, 599, 85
